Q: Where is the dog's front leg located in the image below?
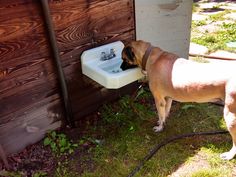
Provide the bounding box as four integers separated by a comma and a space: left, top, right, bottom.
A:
165, 97, 172, 117
153, 97, 166, 132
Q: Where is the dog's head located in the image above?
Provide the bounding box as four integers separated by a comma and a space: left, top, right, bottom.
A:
120, 40, 150, 70
120, 45, 137, 70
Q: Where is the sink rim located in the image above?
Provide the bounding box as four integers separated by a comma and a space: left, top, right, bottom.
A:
83, 60, 141, 78
81, 41, 144, 88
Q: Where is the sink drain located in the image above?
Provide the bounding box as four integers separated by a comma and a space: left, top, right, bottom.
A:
112, 69, 122, 73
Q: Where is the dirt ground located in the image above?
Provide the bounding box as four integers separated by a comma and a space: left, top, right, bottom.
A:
0, 114, 99, 176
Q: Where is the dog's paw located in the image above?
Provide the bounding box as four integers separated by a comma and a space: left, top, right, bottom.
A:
220, 151, 236, 160
153, 125, 164, 133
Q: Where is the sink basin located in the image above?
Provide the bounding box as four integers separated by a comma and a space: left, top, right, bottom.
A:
81, 41, 144, 89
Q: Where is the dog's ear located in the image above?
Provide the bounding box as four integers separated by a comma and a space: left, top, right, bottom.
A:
124, 46, 135, 61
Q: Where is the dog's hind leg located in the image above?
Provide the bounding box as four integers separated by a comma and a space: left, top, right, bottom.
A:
220, 81, 236, 160
220, 108, 236, 160
153, 96, 167, 132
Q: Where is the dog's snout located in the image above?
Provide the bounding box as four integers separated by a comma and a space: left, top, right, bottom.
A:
120, 61, 137, 71
120, 61, 128, 70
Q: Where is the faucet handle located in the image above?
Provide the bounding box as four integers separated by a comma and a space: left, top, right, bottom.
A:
100, 48, 116, 61
110, 48, 116, 58
100, 51, 107, 61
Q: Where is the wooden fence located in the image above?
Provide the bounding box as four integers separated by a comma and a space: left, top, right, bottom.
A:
0, 0, 135, 156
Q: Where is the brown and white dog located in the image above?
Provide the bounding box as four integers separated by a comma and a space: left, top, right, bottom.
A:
121, 40, 236, 160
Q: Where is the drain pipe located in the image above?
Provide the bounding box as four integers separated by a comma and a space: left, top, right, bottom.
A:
40, 0, 74, 128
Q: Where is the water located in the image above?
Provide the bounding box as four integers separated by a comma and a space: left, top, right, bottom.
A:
100, 60, 123, 74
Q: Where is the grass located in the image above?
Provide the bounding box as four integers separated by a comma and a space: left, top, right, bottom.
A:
192, 3, 200, 13
72, 87, 235, 177
188, 146, 234, 177
191, 20, 207, 28
190, 168, 229, 177
207, 10, 229, 22
0, 170, 47, 177
194, 21, 236, 52
191, 5, 236, 53
190, 56, 209, 63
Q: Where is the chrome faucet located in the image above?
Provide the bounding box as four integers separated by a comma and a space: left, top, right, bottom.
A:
100, 48, 116, 61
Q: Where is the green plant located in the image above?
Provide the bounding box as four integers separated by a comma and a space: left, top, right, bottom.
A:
191, 56, 209, 63
192, 20, 207, 28
212, 5, 221, 10
54, 161, 79, 177
192, 3, 200, 13
181, 104, 197, 110
43, 131, 78, 155
207, 10, 230, 22
191, 22, 236, 53
0, 171, 22, 177
33, 171, 47, 177
190, 168, 224, 177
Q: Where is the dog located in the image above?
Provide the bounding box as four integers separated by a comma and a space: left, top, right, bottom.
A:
121, 40, 236, 160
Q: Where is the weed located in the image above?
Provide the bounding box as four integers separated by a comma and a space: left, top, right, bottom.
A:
43, 131, 78, 156
0, 165, 48, 176
207, 10, 230, 22
33, 171, 47, 177
191, 56, 209, 63
0, 170, 22, 177
192, 20, 207, 28
190, 168, 227, 177
192, 3, 200, 13
181, 104, 197, 110
188, 147, 233, 177
191, 22, 236, 53
54, 161, 79, 177
191, 4, 236, 53
212, 5, 221, 10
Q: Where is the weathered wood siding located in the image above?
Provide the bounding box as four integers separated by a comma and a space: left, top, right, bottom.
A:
0, 0, 135, 155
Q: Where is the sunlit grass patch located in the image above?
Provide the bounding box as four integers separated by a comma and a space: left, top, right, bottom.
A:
190, 168, 230, 177
187, 144, 234, 177
207, 10, 231, 22
191, 22, 236, 53
190, 56, 209, 63
170, 138, 233, 177
192, 20, 207, 28
193, 3, 200, 13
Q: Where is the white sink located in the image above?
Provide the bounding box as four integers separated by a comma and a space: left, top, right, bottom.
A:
81, 41, 144, 89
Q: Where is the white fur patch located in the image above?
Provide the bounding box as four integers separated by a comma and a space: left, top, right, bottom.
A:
153, 125, 164, 132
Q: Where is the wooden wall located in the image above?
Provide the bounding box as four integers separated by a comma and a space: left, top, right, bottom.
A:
0, 0, 135, 155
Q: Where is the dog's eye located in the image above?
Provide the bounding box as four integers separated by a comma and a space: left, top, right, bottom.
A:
125, 46, 135, 61
124, 60, 133, 65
